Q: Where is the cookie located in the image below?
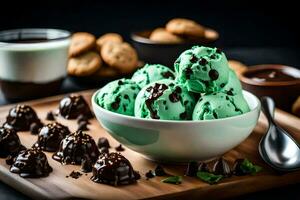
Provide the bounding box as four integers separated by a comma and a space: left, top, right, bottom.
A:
68, 51, 102, 76
166, 18, 205, 37
204, 28, 219, 42
100, 42, 138, 73
69, 32, 96, 57
94, 64, 119, 77
149, 28, 184, 44
228, 60, 247, 77
292, 97, 300, 117
96, 33, 123, 49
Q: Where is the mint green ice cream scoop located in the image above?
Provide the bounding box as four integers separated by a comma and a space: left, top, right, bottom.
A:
96, 78, 140, 116
192, 92, 250, 120
175, 46, 230, 93
135, 79, 196, 120
132, 64, 175, 88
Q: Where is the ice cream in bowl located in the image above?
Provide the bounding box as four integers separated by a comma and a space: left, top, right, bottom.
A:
92, 46, 261, 163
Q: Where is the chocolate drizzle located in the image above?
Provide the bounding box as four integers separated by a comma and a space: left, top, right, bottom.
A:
52, 130, 99, 165
91, 153, 139, 186
33, 122, 70, 152
3, 105, 40, 131
145, 83, 168, 119
59, 95, 93, 119
10, 147, 52, 178
0, 127, 25, 158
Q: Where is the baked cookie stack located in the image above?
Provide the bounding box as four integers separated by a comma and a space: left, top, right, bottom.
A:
149, 18, 219, 44
68, 32, 139, 78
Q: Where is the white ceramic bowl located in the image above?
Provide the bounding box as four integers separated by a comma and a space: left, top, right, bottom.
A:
92, 90, 261, 163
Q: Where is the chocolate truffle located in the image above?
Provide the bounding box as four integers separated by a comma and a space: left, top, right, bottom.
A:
97, 137, 110, 149
91, 153, 139, 186
3, 105, 40, 131
52, 130, 99, 165
33, 122, 71, 152
10, 147, 52, 178
58, 94, 93, 119
212, 157, 231, 177
0, 127, 25, 158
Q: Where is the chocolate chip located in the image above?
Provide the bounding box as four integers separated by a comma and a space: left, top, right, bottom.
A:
81, 157, 93, 173
198, 162, 209, 172
77, 114, 90, 125
169, 92, 180, 103
227, 90, 234, 96
185, 68, 193, 79
154, 165, 167, 176
111, 97, 121, 110
97, 137, 110, 149
185, 161, 198, 177
99, 147, 109, 154
115, 144, 125, 152
145, 170, 155, 179
180, 111, 188, 120
46, 111, 55, 121
209, 69, 219, 80
68, 171, 82, 179
189, 54, 197, 63
199, 58, 208, 65
118, 80, 124, 85
162, 71, 175, 79
232, 159, 246, 176
30, 121, 43, 135
210, 54, 216, 59
220, 83, 225, 88
77, 121, 89, 131
216, 48, 222, 54
212, 157, 231, 177
124, 95, 129, 99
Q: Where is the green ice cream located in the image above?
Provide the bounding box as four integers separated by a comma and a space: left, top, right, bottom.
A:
192, 92, 250, 120
132, 64, 175, 88
96, 78, 140, 116
221, 69, 242, 95
175, 46, 230, 93
135, 79, 196, 120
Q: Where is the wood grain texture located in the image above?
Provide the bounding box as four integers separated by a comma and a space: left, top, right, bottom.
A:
0, 90, 300, 200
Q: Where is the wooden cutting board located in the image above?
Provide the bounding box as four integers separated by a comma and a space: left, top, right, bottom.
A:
0, 90, 300, 200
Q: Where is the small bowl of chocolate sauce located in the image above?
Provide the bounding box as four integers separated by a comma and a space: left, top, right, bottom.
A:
0, 29, 71, 101
240, 64, 300, 112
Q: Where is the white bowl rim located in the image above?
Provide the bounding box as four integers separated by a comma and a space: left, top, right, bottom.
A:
92, 89, 261, 124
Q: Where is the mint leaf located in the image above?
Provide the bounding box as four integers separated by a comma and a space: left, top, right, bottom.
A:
161, 176, 182, 184
197, 171, 223, 184
240, 159, 262, 175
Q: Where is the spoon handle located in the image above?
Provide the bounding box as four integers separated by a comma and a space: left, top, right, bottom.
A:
261, 97, 276, 125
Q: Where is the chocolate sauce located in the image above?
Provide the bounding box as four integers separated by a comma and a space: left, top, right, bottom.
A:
58, 95, 93, 119
91, 153, 139, 186
162, 71, 175, 79
52, 130, 99, 165
212, 157, 231, 177
3, 105, 40, 131
0, 127, 25, 158
10, 148, 52, 178
33, 122, 70, 152
247, 68, 299, 82
145, 83, 168, 119
97, 137, 110, 149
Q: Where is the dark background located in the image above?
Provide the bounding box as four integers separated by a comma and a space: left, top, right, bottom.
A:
0, 0, 300, 199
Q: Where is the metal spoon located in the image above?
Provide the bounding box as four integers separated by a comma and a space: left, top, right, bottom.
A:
259, 96, 300, 171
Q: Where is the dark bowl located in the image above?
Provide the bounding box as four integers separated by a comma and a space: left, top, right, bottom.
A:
240, 64, 300, 112
131, 29, 218, 68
